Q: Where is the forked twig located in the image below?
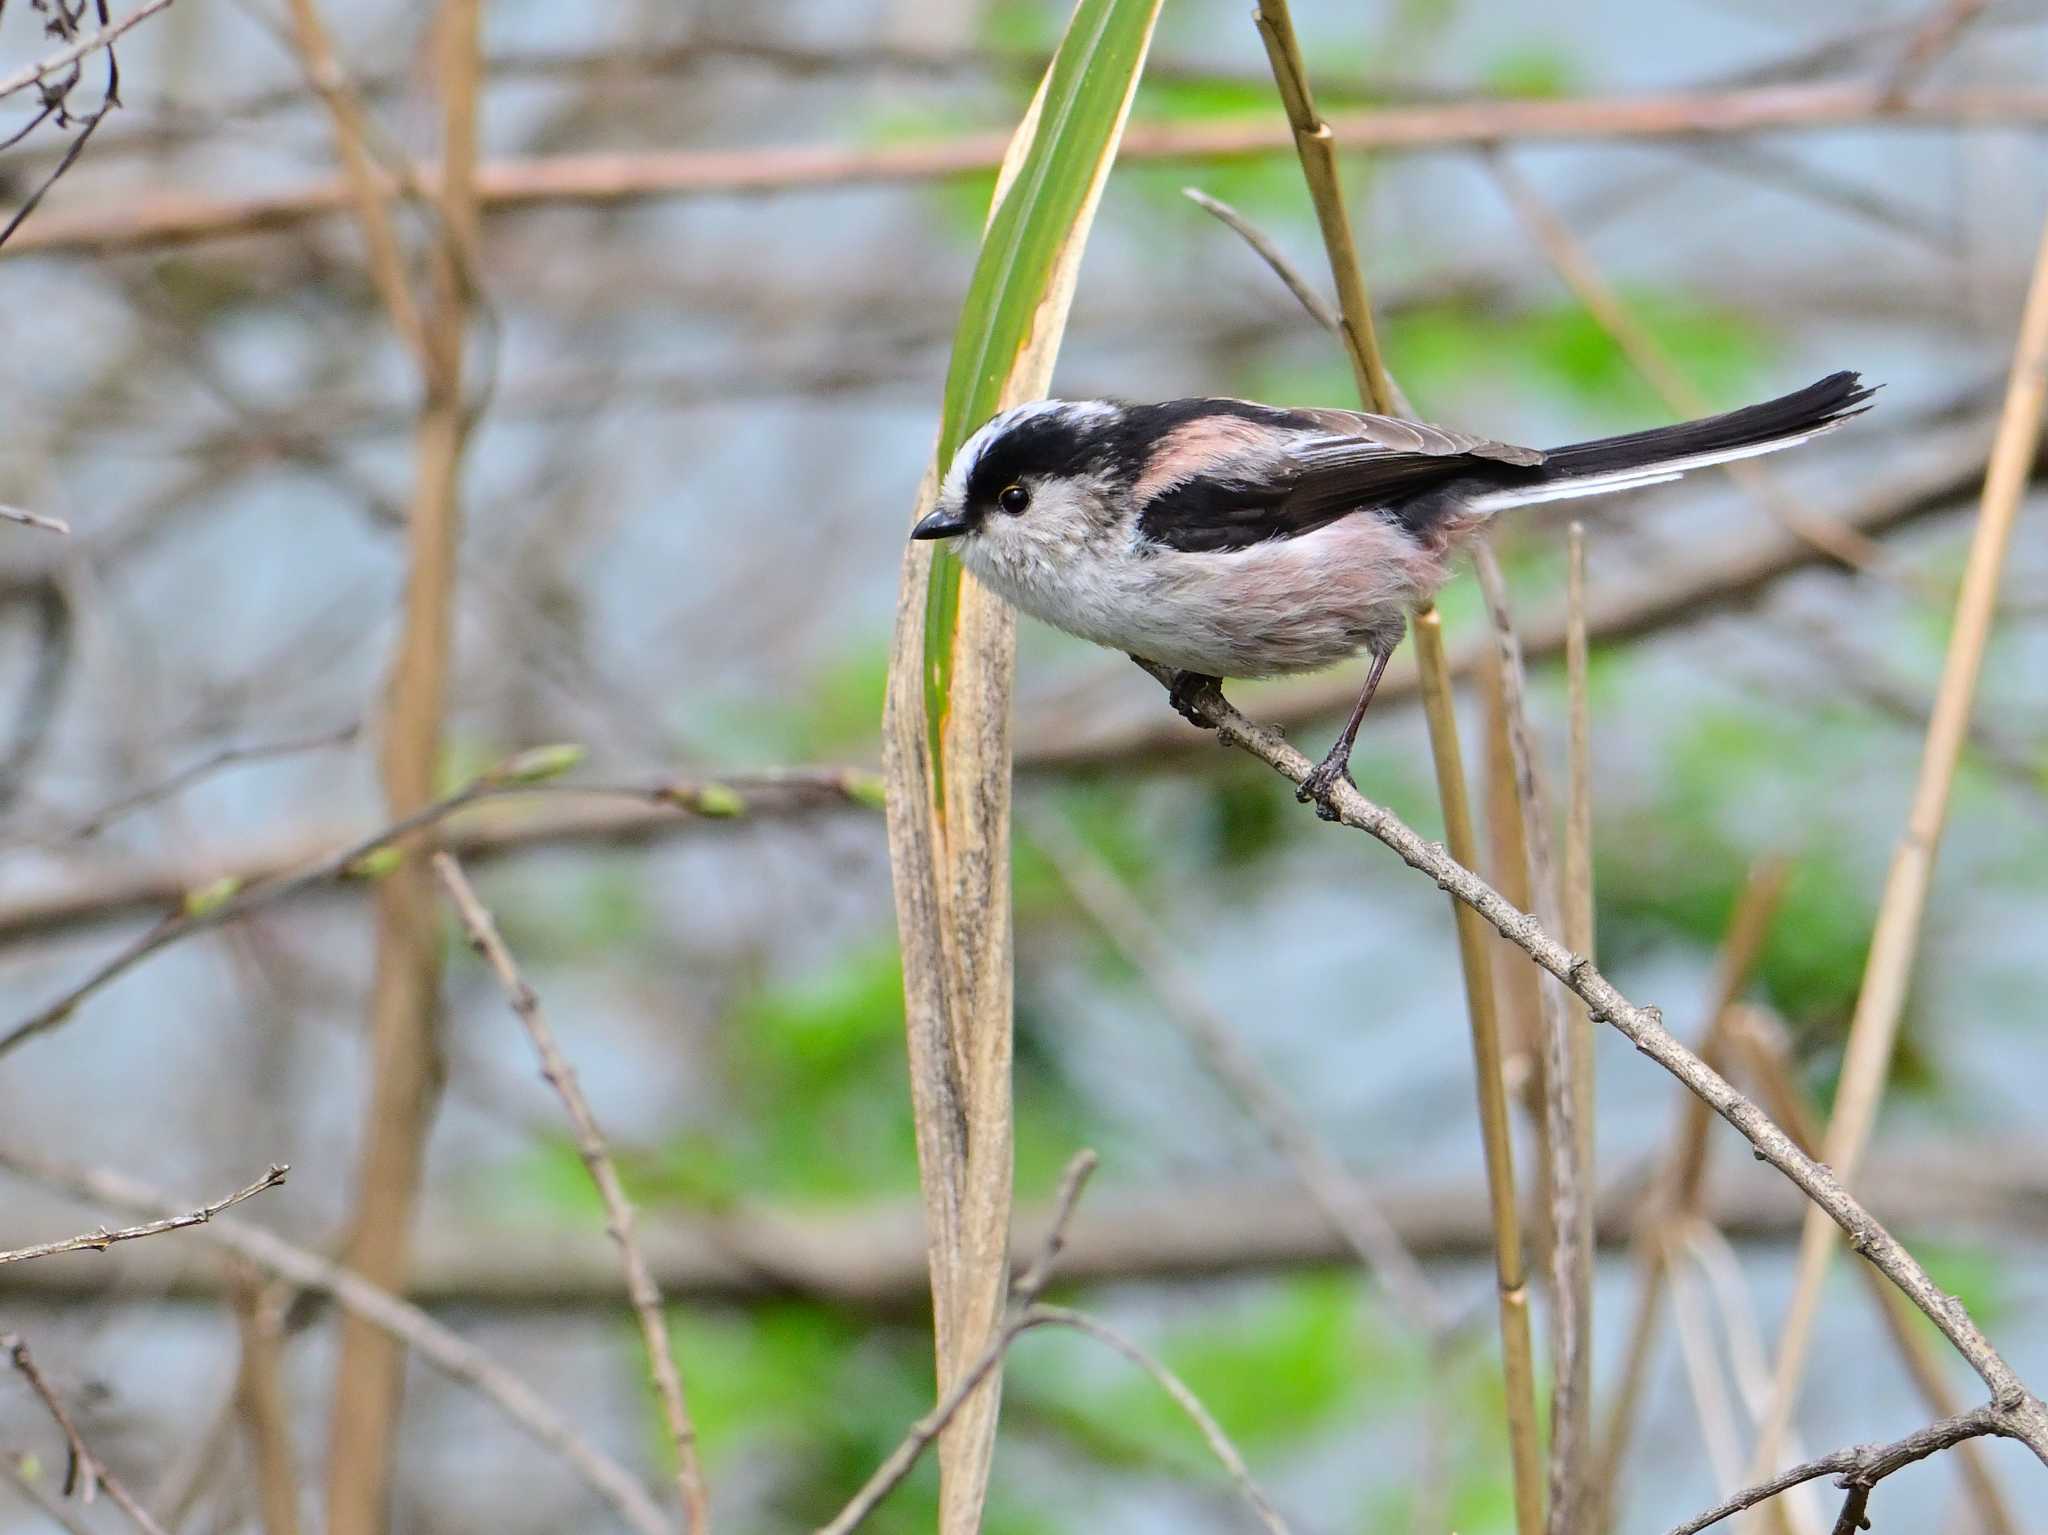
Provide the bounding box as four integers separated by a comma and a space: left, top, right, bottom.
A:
4, 1332, 172, 1535
0, 1148, 672, 1535
1662, 1402, 2022, 1535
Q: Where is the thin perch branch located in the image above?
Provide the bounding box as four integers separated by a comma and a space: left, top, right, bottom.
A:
1130, 657, 2048, 1464
434, 853, 708, 1534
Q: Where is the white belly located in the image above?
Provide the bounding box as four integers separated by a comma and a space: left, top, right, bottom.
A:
963, 514, 1442, 679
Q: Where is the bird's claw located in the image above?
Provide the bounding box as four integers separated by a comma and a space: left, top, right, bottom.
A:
1166, 670, 1225, 729
1295, 755, 1354, 820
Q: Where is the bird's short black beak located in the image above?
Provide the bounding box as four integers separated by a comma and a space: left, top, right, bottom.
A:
910, 507, 971, 540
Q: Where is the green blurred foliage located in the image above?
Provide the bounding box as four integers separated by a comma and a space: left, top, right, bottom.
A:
1009, 1274, 1413, 1465
674, 1304, 1056, 1535
1909, 1240, 2009, 1331
691, 632, 886, 764
515, 939, 1093, 1212
1593, 705, 1939, 1095
1391, 293, 1774, 421
1232, 288, 1772, 428
1480, 44, 1583, 99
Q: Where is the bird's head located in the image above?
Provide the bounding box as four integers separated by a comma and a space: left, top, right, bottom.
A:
911, 401, 1128, 578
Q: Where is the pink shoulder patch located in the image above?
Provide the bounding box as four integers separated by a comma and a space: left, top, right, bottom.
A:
1133, 416, 1281, 503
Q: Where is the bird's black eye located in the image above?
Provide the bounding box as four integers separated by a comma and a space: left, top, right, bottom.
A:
998, 483, 1030, 515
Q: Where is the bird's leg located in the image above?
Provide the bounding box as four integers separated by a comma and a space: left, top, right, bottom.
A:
1296, 643, 1394, 819
1144, 661, 1227, 729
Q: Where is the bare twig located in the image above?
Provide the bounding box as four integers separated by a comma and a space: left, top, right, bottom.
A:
0, 747, 612, 1059
1749, 190, 2048, 1489
279, 0, 428, 366
818, 1151, 1291, 1535
1131, 658, 2048, 1463
0, 763, 881, 955
1881, 0, 1990, 104
434, 852, 708, 1534
1472, 545, 1593, 1535
0, 1148, 672, 1535
0, 1165, 287, 1265
3, 1332, 171, 1535
1027, 1305, 1292, 1535
0, 505, 69, 535
66, 724, 358, 839
2, 1153, 2036, 1310
1664, 1402, 2022, 1535
13, 84, 2048, 256
0, 0, 174, 102
1181, 186, 1339, 333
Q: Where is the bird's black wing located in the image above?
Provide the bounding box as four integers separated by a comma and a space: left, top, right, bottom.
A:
1135, 405, 1544, 554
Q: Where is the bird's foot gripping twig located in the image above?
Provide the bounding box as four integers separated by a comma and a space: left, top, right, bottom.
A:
1294, 747, 1355, 820
1161, 666, 1228, 729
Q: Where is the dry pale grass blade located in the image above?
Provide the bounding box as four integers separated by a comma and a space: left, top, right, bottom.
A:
1251, 0, 1397, 415
1245, 12, 1540, 1525
880, 4, 1164, 1529
1562, 523, 1598, 1488
228, 1267, 302, 1535
1472, 544, 1593, 1535
1480, 640, 1551, 1132
1592, 858, 1788, 1532
1747, 198, 2048, 1505
1414, 610, 1545, 1535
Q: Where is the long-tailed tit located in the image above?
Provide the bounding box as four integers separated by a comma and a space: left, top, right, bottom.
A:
910, 371, 1872, 807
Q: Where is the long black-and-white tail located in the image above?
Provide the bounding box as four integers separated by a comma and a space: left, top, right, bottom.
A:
1467, 371, 1875, 514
